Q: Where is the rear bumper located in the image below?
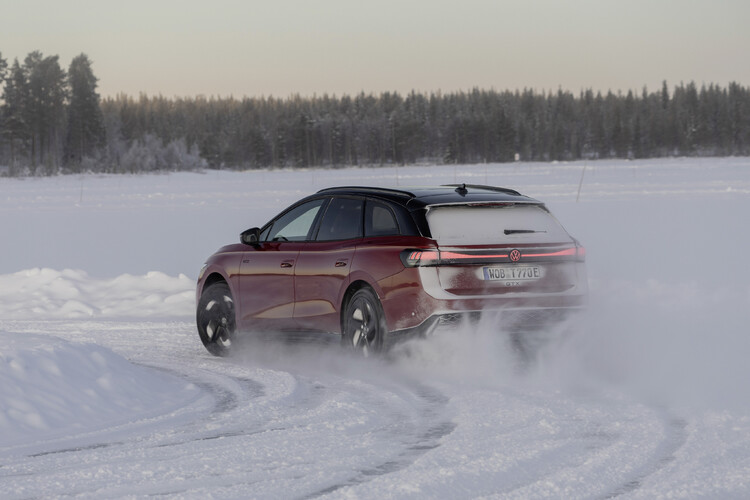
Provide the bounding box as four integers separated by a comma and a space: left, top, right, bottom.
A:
428, 306, 583, 331
387, 305, 585, 341
380, 263, 588, 340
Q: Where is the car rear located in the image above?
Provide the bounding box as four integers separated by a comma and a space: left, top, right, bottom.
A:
402, 199, 587, 333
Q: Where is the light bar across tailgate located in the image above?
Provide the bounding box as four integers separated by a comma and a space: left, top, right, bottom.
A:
400, 243, 585, 267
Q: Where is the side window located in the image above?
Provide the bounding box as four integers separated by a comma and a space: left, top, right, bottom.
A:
316, 198, 364, 241
365, 200, 399, 237
265, 199, 325, 242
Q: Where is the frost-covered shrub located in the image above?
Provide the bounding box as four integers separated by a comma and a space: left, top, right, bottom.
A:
120, 135, 205, 173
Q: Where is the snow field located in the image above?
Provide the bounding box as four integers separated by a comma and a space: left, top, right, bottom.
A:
1, 157, 750, 497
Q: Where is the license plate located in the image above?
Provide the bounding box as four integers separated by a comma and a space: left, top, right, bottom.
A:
482, 266, 543, 283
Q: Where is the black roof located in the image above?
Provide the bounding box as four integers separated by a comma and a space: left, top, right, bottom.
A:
316, 184, 540, 209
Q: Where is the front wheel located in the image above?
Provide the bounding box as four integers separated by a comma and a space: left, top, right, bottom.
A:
342, 288, 387, 357
197, 282, 236, 356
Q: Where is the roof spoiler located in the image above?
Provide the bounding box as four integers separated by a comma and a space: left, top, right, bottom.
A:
441, 184, 522, 196
316, 186, 416, 197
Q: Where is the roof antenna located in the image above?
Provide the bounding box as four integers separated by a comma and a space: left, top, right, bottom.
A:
455, 183, 468, 195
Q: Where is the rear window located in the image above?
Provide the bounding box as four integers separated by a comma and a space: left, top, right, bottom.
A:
425, 204, 570, 245
365, 201, 399, 237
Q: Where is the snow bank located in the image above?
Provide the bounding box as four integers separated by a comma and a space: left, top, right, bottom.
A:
0, 331, 200, 447
0, 268, 194, 319
0, 268, 199, 449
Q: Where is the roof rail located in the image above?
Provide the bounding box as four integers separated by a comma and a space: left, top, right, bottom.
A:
441, 184, 522, 196
316, 186, 417, 198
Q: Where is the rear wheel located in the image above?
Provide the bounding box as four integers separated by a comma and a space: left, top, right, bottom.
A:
342, 288, 387, 357
197, 282, 236, 356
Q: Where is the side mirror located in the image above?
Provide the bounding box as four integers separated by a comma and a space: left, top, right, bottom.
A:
240, 227, 261, 246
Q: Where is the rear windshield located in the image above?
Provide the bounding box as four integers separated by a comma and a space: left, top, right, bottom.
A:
426, 204, 570, 245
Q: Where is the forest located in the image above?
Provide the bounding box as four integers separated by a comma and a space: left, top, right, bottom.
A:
1, 50, 750, 176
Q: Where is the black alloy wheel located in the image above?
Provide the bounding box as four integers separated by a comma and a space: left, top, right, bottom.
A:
197, 282, 236, 356
343, 288, 386, 357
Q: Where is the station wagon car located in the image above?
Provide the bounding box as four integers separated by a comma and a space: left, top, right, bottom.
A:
196, 184, 588, 356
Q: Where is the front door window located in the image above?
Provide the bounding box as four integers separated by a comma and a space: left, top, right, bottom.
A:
266, 199, 326, 242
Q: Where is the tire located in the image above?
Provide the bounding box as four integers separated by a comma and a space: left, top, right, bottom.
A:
196, 282, 236, 356
342, 287, 387, 357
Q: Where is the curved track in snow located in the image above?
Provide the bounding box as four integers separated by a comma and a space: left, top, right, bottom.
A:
2, 319, 732, 499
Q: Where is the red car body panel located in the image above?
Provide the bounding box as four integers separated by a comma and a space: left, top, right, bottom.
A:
293, 239, 356, 332
238, 241, 300, 330
350, 236, 435, 332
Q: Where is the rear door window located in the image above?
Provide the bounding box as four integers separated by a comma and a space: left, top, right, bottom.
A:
316, 197, 364, 241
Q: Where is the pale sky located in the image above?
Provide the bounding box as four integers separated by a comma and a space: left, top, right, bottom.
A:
2, 0, 749, 99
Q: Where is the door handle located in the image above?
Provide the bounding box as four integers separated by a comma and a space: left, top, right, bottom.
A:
280, 261, 294, 268
335, 260, 348, 268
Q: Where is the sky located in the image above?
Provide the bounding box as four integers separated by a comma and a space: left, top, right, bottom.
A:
2, 0, 749, 99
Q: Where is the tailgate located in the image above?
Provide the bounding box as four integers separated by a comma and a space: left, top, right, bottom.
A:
434, 243, 584, 295
424, 203, 585, 296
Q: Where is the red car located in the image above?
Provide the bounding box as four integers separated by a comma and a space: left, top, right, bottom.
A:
196, 185, 587, 356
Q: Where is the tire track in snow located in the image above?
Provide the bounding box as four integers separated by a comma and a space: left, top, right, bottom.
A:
603, 414, 688, 498
453, 392, 690, 500
306, 382, 456, 499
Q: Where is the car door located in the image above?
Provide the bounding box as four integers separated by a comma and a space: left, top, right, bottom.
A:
294, 196, 364, 333
238, 198, 326, 331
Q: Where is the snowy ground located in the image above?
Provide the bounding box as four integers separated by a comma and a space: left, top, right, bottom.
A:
1, 158, 750, 498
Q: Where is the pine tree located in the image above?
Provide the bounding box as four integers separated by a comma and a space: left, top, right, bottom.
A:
0, 51, 8, 166
24, 51, 67, 173
1, 59, 31, 175
0, 51, 7, 86
64, 54, 105, 170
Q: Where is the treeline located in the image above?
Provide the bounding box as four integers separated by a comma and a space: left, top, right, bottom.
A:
0, 51, 204, 176
2, 50, 750, 175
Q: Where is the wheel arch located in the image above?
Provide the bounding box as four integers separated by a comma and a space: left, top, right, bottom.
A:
197, 270, 233, 309
201, 272, 228, 294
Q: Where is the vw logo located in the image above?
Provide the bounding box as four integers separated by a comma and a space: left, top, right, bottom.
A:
509, 249, 522, 262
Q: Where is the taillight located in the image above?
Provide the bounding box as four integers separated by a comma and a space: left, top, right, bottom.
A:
400, 249, 440, 267
575, 244, 586, 262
